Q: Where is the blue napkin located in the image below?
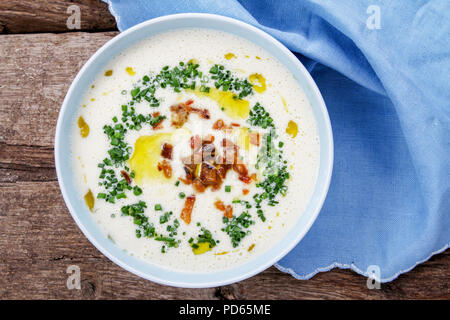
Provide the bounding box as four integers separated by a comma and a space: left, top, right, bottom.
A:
103, 0, 449, 282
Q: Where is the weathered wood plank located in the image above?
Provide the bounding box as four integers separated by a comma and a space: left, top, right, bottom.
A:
0, 182, 448, 299
0, 32, 448, 300
0, 0, 116, 34
0, 143, 56, 183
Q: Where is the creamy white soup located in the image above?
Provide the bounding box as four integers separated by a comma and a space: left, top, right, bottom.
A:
72, 28, 319, 272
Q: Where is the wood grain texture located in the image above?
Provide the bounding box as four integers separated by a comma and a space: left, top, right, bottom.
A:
0, 0, 117, 34
0, 32, 448, 300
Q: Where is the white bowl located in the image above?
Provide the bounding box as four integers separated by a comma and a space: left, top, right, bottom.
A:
55, 13, 333, 288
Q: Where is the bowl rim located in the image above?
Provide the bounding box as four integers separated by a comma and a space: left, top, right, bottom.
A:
55, 12, 333, 288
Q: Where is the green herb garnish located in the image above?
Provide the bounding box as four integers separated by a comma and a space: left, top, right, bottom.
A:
120, 201, 156, 238
159, 211, 172, 224
209, 64, 253, 99
222, 211, 254, 247
247, 102, 274, 129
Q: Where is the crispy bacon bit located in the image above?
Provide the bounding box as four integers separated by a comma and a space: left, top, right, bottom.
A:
224, 205, 233, 219
180, 195, 196, 224
189, 106, 210, 119
179, 130, 254, 194
233, 164, 248, 177
239, 175, 252, 184
151, 112, 165, 129
200, 163, 218, 186
170, 103, 190, 128
249, 132, 260, 146
217, 164, 230, 179
161, 143, 173, 160
179, 177, 192, 185
157, 160, 172, 179
214, 200, 226, 211
120, 170, 132, 184
153, 122, 164, 130
190, 135, 202, 150
182, 163, 196, 183
213, 119, 241, 131
212, 119, 225, 130
181, 162, 227, 192
242, 188, 250, 195
214, 200, 233, 218
192, 178, 206, 193
233, 164, 252, 184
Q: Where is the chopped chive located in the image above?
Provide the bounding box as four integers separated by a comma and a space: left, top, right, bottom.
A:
116, 193, 126, 199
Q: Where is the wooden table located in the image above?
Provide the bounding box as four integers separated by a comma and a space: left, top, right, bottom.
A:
0, 1, 448, 300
